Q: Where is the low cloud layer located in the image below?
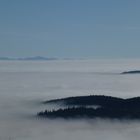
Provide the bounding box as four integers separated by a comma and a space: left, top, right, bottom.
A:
0, 60, 140, 140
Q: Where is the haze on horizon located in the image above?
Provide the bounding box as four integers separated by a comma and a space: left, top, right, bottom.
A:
0, 0, 140, 59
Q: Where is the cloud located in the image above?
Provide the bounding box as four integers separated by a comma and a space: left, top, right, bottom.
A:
0, 60, 140, 139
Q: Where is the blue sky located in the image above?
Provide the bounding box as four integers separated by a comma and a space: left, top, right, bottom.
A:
0, 0, 140, 58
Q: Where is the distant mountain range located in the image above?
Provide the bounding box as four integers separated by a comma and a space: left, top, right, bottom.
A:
0, 56, 57, 61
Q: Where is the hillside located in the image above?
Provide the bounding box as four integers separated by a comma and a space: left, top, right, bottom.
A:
38, 95, 140, 119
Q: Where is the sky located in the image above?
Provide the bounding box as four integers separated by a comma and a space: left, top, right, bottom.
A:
0, 0, 140, 58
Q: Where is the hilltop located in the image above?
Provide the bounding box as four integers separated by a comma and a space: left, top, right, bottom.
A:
121, 70, 140, 74
38, 95, 140, 119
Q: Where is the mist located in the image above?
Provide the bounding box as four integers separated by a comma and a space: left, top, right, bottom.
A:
1, 59, 140, 140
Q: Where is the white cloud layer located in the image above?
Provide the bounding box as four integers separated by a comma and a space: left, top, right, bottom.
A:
0, 59, 140, 140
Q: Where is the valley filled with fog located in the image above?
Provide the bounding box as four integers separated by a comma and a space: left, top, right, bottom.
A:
1, 59, 140, 140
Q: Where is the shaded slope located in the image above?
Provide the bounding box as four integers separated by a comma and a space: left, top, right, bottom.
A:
39, 95, 140, 119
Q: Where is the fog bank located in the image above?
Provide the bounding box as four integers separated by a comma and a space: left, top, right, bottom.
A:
1, 60, 140, 140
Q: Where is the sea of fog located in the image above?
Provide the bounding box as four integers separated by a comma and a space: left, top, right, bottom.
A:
1, 59, 140, 140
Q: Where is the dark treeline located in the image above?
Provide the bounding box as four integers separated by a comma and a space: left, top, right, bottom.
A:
38, 106, 140, 119
39, 95, 140, 119
44, 95, 140, 109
